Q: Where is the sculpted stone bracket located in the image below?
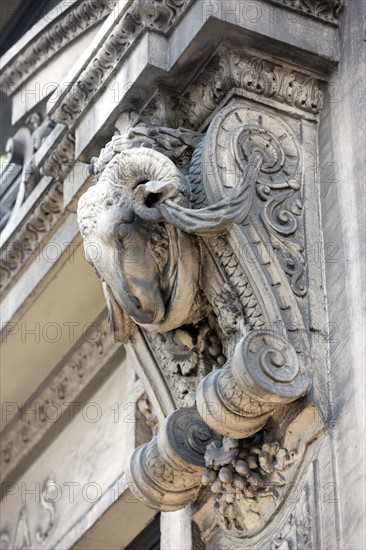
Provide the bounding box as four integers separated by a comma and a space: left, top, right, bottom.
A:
76, 44, 327, 536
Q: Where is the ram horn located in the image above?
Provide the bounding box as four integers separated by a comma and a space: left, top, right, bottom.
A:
99, 147, 188, 221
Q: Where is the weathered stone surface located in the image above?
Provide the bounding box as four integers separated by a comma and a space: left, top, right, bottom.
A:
0, 0, 364, 548
76, 72, 326, 539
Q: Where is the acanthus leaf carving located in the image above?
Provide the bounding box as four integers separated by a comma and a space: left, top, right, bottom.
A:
144, 318, 226, 407
161, 47, 325, 133
264, 0, 345, 25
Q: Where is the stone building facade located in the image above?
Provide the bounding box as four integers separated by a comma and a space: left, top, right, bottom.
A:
0, 1, 365, 549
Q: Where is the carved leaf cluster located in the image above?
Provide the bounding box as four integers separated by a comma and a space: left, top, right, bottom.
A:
93, 125, 202, 177
265, 0, 344, 24
145, 320, 225, 407
176, 49, 324, 131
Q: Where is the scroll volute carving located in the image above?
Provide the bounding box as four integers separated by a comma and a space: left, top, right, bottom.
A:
126, 407, 219, 511
77, 99, 322, 536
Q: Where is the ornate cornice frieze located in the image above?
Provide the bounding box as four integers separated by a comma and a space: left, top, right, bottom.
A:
265, 0, 345, 25
0, 315, 119, 483
51, 0, 194, 129
141, 47, 325, 132
41, 131, 75, 179
24, 0, 194, 210
0, 0, 119, 94
0, 129, 76, 292
9, 41, 323, 214
0, 180, 64, 292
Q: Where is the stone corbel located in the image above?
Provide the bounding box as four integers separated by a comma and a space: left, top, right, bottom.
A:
77, 85, 325, 537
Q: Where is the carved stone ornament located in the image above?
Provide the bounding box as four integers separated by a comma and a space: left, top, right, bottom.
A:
201, 405, 323, 536
0, 0, 120, 94
77, 92, 324, 537
262, 0, 345, 25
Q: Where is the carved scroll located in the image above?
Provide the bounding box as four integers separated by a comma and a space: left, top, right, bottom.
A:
126, 407, 219, 511
196, 330, 310, 439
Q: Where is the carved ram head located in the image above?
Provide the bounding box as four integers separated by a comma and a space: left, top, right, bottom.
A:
77, 147, 205, 341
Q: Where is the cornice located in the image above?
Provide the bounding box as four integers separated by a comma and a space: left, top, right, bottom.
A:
0, 313, 120, 484
49, 0, 194, 128
0, 179, 64, 293
0, 0, 344, 98
0, 127, 76, 294
14, 0, 194, 202
141, 46, 326, 132
0, 0, 119, 94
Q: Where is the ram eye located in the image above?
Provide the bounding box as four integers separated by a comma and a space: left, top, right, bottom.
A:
117, 223, 130, 241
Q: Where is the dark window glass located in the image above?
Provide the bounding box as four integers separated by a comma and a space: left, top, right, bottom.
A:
0, 0, 63, 56
125, 514, 160, 550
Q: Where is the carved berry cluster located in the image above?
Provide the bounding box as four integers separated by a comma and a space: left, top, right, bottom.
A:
202, 437, 297, 531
